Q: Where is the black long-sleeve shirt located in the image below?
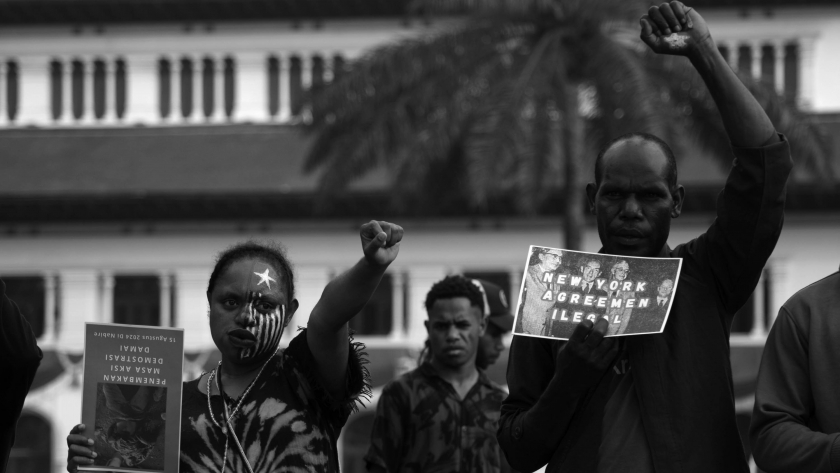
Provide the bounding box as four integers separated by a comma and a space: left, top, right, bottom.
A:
498, 137, 792, 473
0, 279, 43, 473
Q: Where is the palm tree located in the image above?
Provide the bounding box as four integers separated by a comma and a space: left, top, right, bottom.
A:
305, 0, 831, 250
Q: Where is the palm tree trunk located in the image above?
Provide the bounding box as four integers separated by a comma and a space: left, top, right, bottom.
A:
562, 84, 585, 251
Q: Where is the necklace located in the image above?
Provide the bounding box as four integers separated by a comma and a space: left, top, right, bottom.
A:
205, 348, 278, 473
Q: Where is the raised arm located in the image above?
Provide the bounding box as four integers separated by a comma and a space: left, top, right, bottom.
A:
640, 1, 777, 147
306, 220, 403, 398
499, 318, 618, 471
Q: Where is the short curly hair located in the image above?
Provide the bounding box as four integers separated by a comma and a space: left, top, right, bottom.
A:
424, 275, 484, 313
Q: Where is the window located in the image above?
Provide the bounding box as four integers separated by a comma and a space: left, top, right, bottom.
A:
202, 56, 214, 118
159, 58, 171, 118
180, 57, 194, 118
267, 56, 280, 118
50, 60, 63, 120
1, 276, 45, 338
289, 56, 302, 116
349, 273, 393, 336
71, 59, 84, 119
7, 412, 51, 473
224, 56, 235, 118
731, 268, 773, 336
784, 43, 798, 101
5, 60, 19, 121
113, 276, 160, 326
115, 58, 127, 119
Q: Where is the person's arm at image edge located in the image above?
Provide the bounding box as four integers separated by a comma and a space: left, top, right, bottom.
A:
750, 307, 840, 473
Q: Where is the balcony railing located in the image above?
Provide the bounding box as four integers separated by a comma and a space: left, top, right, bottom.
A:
0, 51, 346, 127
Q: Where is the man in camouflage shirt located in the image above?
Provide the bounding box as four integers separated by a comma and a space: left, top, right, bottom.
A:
365, 275, 507, 472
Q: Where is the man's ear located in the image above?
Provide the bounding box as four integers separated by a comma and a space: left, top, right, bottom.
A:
671, 185, 685, 218
424, 319, 430, 335
585, 182, 598, 214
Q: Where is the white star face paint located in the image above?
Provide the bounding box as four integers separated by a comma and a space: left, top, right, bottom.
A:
240, 291, 288, 360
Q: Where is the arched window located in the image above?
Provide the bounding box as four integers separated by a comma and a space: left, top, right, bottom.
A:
7, 411, 51, 472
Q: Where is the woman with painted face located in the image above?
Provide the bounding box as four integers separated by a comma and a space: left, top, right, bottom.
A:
65, 220, 403, 473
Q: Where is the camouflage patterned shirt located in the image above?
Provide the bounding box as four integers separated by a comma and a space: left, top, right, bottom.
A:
365, 362, 506, 473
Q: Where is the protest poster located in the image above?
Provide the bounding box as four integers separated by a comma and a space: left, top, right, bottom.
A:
513, 246, 682, 340
79, 323, 184, 473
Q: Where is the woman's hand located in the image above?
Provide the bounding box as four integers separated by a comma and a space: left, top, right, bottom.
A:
360, 220, 403, 267
66, 424, 97, 472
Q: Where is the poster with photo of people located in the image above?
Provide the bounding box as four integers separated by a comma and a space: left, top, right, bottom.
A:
514, 245, 682, 340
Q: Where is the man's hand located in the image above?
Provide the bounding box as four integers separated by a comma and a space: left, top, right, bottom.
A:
556, 318, 619, 385
361, 220, 403, 266
640, 2, 712, 57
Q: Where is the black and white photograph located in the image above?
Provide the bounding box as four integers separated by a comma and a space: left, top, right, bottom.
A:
514, 245, 682, 340
1, 1, 839, 472
92, 384, 167, 472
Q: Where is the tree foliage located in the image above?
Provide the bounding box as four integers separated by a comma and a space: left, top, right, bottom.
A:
305, 0, 832, 217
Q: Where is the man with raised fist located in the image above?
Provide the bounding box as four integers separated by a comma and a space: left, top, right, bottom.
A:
498, 3, 792, 472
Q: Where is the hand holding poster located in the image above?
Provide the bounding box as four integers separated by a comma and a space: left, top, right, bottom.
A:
514, 246, 682, 340
79, 323, 184, 473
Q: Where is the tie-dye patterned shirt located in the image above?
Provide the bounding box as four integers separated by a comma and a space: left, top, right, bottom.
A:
365, 363, 506, 473
180, 329, 369, 473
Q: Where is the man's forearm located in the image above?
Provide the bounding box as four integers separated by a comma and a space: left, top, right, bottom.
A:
689, 41, 777, 148
499, 354, 597, 470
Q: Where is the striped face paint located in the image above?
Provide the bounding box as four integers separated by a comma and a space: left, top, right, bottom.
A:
240, 291, 288, 360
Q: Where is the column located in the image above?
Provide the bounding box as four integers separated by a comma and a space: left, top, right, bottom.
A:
159, 273, 172, 328
0, 60, 6, 126
56, 270, 99, 353
406, 267, 448, 342
323, 52, 334, 83
773, 41, 785, 95
41, 273, 57, 347
278, 54, 291, 122
60, 58, 74, 125
81, 56, 95, 124
100, 273, 114, 323
186, 55, 201, 123
389, 271, 405, 340
124, 54, 159, 125
300, 54, 312, 122
233, 52, 269, 122
102, 58, 116, 124
288, 267, 331, 341
797, 38, 816, 110
750, 41, 762, 81
15, 55, 51, 126
174, 269, 213, 352
212, 56, 226, 122
171, 56, 182, 122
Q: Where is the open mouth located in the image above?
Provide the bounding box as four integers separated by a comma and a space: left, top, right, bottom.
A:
228, 329, 256, 347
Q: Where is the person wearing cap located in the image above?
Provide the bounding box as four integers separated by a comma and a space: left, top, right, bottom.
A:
473, 279, 515, 370
365, 275, 507, 473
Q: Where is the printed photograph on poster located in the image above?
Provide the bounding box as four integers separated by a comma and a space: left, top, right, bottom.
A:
513, 245, 682, 340
79, 322, 184, 473
92, 383, 167, 470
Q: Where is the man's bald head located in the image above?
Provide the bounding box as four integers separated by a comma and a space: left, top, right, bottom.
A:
594, 132, 678, 192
